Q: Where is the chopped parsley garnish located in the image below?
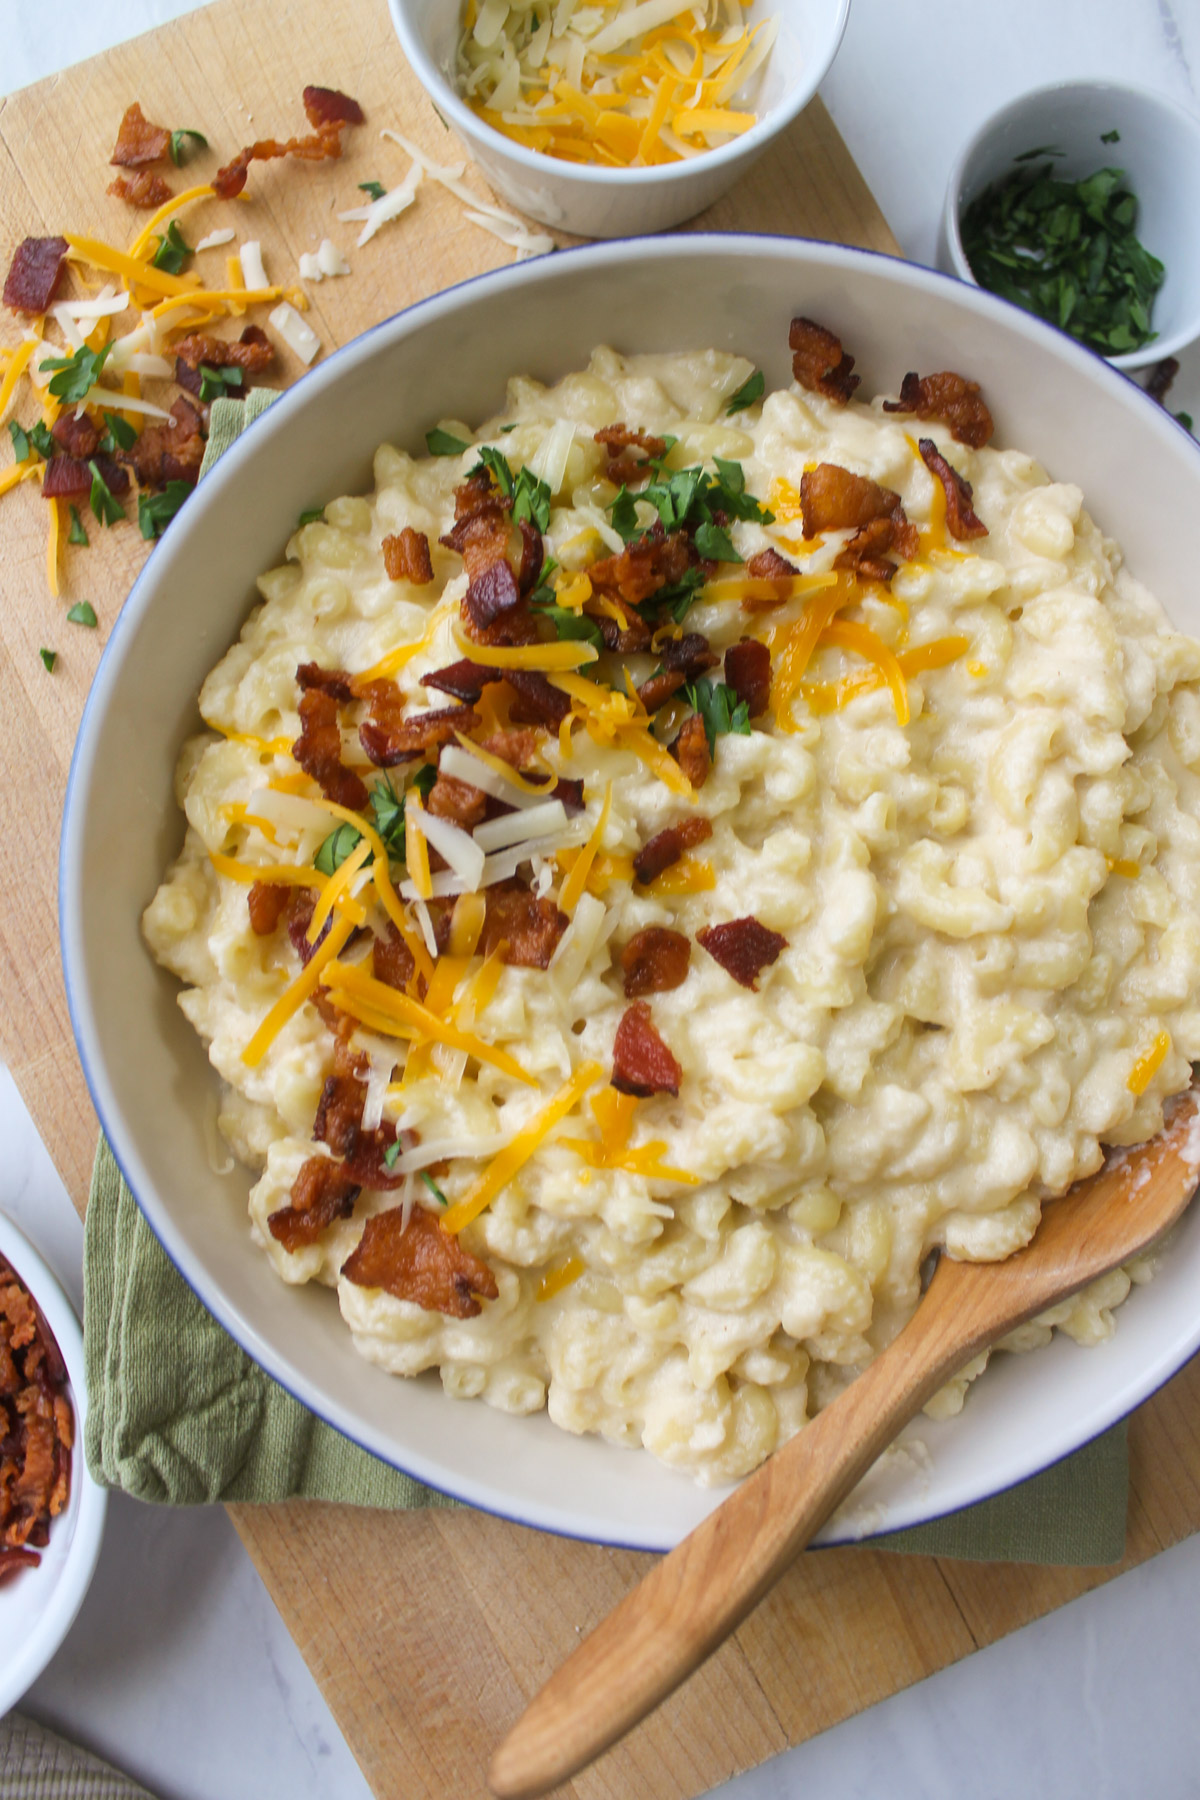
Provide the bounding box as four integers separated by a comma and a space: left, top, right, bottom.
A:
383, 1139, 403, 1169
152, 220, 194, 275
471, 443, 515, 497
499, 422, 518, 434
66, 600, 97, 626
532, 599, 604, 647
609, 456, 771, 546
419, 1170, 448, 1206
684, 677, 751, 753
169, 128, 209, 165
8, 421, 31, 462
368, 777, 408, 859
1177, 411, 1195, 434
88, 460, 123, 527
314, 820, 363, 875
725, 369, 764, 414
298, 507, 324, 526
137, 480, 192, 539
67, 506, 89, 546
1101, 129, 1121, 144
39, 342, 113, 404
198, 363, 244, 403
23, 420, 57, 460
645, 566, 707, 627
468, 445, 552, 531
960, 152, 1165, 355
693, 520, 740, 563
426, 427, 470, 456
39, 647, 57, 672
359, 180, 387, 201
100, 410, 137, 453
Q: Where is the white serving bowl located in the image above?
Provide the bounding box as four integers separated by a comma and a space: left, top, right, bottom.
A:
0, 1212, 107, 1712
61, 235, 1200, 1553
388, 0, 850, 238
939, 80, 1200, 372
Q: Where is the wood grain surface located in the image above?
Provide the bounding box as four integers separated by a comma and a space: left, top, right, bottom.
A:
1, 3, 1198, 1796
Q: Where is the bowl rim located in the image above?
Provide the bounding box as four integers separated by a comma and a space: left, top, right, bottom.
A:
0, 1210, 108, 1712
386, 0, 852, 193
58, 230, 1200, 1550
941, 76, 1200, 371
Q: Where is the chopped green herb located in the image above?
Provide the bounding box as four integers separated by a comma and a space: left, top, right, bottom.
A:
693, 520, 741, 564
88, 460, 123, 527
499, 422, 518, 434
1176, 411, 1195, 434
426, 427, 470, 456
471, 444, 516, 498
39, 647, 57, 672
152, 219, 194, 275
609, 485, 640, 543
961, 153, 1165, 355
511, 464, 552, 532
314, 820, 364, 875
169, 128, 209, 165
25, 420, 57, 460
608, 456, 770, 622
647, 565, 707, 627
298, 507, 325, 526
368, 777, 407, 859
67, 506, 89, 546
198, 363, 244, 403
532, 600, 604, 646
383, 1139, 403, 1169
419, 1170, 448, 1206
1100, 129, 1121, 144
684, 677, 751, 753
100, 410, 137, 453
39, 342, 113, 404
358, 180, 387, 201
66, 600, 97, 627
137, 480, 192, 539
1013, 144, 1062, 163
8, 420, 31, 462
725, 369, 764, 414
413, 762, 437, 801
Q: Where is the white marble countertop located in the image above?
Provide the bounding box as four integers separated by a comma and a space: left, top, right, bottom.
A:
4, 4, 1200, 1795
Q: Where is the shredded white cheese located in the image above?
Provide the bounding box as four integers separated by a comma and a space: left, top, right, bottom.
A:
269, 303, 321, 365
195, 228, 236, 253
240, 240, 269, 292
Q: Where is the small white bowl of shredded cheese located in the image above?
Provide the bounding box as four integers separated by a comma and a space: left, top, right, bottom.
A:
388, 0, 851, 237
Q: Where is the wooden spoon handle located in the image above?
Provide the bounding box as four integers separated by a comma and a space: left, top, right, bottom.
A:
487, 1264, 985, 1800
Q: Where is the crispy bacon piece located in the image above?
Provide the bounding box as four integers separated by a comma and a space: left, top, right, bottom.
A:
213, 92, 360, 202
341, 1128, 407, 1189
612, 1002, 681, 1097
724, 639, 772, 717
174, 323, 275, 373
287, 889, 324, 967
373, 922, 416, 991
1145, 357, 1180, 405
297, 662, 356, 700
359, 693, 480, 767
697, 916, 787, 989
303, 86, 365, 129
747, 547, 798, 580
464, 559, 521, 630
594, 423, 667, 463
551, 776, 585, 815
3, 237, 69, 315
427, 771, 488, 829
51, 411, 100, 460
595, 595, 652, 654
268, 1156, 360, 1251
670, 714, 710, 790
789, 317, 860, 404
660, 632, 718, 677
638, 669, 686, 712
587, 526, 692, 609
247, 881, 290, 936
833, 516, 902, 584
482, 882, 568, 968
341, 1206, 498, 1319
110, 102, 171, 167
506, 670, 572, 728
633, 816, 712, 886
293, 686, 369, 809
124, 395, 206, 490
517, 518, 544, 594
107, 169, 174, 207
480, 727, 542, 769
382, 527, 434, 585
421, 658, 499, 704
1, 1253, 73, 1576
918, 437, 988, 540
801, 463, 903, 539
621, 927, 691, 998
42, 452, 130, 501
313, 1038, 370, 1158
882, 370, 994, 449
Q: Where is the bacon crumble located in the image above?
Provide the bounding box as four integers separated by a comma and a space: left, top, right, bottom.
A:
109, 102, 172, 167
481, 882, 568, 968
268, 1157, 360, 1251
918, 438, 988, 540
382, 528, 434, 585
42, 452, 130, 502
587, 526, 693, 610
421, 658, 499, 704
51, 412, 100, 461
174, 323, 275, 375
697, 917, 787, 989
505, 669, 573, 727
633, 816, 712, 886
248, 881, 290, 936
612, 1003, 682, 1097
293, 685, 369, 809
107, 170, 174, 208
789, 317, 860, 403
723, 639, 772, 717
124, 395, 206, 490
1, 1253, 73, 1582
341, 1206, 498, 1319
359, 692, 480, 767
883, 371, 995, 449
670, 713, 710, 790
621, 927, 691, 997
213, 88, 363, 201
3, 237, 70, 316
801, 461, 919, 582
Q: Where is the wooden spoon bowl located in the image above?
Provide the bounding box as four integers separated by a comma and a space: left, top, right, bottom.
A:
490, 1086, 1200, 1799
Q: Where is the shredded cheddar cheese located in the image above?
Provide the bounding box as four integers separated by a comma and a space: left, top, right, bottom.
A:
1128, 1030, 1171, 1095
241, 913, 357, 1067
440, 1060, 603, 1234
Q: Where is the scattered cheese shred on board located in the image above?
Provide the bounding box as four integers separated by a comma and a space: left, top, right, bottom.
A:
269, 301, 320, 363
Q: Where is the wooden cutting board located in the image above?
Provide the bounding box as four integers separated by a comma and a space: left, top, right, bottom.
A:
3, 3, 1200, 1795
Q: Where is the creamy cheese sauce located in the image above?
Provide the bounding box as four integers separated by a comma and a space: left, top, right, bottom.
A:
144, 346, 1200, 1484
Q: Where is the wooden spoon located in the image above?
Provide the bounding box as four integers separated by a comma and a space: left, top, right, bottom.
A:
489, 1086, 1200, 1799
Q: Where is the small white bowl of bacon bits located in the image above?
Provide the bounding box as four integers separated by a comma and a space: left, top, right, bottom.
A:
388, 0, 851, 238
0, 1212, 107, 1714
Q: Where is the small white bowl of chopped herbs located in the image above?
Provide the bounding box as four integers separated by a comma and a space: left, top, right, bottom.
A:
939, 80, 1200, 372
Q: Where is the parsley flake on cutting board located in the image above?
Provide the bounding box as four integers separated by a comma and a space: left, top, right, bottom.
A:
961, 143, 1165, 356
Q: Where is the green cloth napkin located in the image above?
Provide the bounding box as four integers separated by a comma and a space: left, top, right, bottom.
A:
82, 385, 1129, 1564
